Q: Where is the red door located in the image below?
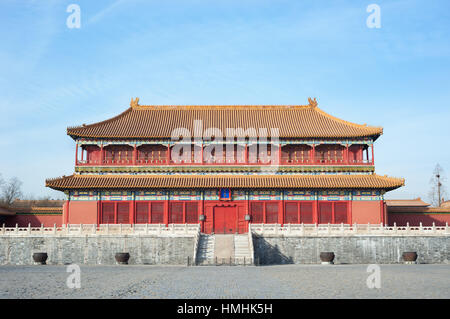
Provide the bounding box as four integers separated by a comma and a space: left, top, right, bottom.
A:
214, 206, 236, 234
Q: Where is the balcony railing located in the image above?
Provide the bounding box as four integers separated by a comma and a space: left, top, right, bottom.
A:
76, 157, 374, 166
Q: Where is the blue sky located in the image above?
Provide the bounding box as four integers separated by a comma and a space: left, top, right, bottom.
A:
0, 0, 449, 200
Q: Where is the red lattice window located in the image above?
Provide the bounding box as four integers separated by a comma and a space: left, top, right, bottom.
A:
117, 203, 130, 223
185, 202, 199, 224
284, 203, 299, 224
151, 202, 164, 224
319, 202, 333, 224
334, 202, 348, 224
135, 202, 149, 224
265, 202, 279, 224
101, 203, 115, 224
300, 202, 313, 224
169, 202, 183, 223
250, 202, 264, 223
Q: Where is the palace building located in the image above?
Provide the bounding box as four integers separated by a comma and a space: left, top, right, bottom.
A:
46, 97, 405, 233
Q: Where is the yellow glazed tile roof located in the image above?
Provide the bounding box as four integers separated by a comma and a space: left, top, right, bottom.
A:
46, 174, 403, 191
67, 98, 383, 139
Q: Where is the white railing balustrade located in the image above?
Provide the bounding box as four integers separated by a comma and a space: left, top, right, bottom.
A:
248, 223, 255, 265
0, 223, 448, 237
250, 222, 450, 236
0, 223, 201, 237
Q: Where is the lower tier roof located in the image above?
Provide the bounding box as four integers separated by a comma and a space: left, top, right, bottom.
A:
46, 174, 404, 191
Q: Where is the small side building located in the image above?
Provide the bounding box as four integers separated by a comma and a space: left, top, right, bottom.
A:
1, 200, 64, 227
386, 198, 450, 226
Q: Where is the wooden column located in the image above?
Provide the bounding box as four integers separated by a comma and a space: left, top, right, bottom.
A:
345, 144, 349, 165
348, 197, 353, 224
98, 196, 102, 224
279, 192, 284, 226
201, 143, 204, 164
75, 143, 78, 166
131, 195, 136, 224
331, 202, 335, 224
100, 144, 104, 165
200, 190, 205, 232
245, 144, 248, 164
263, 203, 266, 224
164, 193, 169, 226
167, 144, 171, 165
371, 144, 375, 165
311, 144, 316, 164
314, 195, 319, 224
278, 145, 282, 165
246, 190, 250, 230
133, 144, 137, 165
380, 200, 384, 225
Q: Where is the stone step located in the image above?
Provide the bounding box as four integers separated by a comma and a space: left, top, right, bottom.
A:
233, 235, 253, 264
195, 234, 216, 264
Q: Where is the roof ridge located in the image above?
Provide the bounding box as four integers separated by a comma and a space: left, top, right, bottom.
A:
131, 96, 316, 110
132, 104, 313, 110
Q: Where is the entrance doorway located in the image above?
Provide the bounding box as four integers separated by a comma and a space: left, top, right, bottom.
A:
213, 206, 236, 234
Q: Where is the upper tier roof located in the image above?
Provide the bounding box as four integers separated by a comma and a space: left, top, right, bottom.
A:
46, 174, 404, 191
67, 98, 383, 139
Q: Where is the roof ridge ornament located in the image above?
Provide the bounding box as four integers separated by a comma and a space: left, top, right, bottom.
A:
130, 97, 140, 107
308, 97, 318, 107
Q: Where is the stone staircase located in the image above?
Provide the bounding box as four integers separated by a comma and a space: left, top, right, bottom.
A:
234, 234, 253, 265
195, 234, 215, 265
195, 234, 254, 265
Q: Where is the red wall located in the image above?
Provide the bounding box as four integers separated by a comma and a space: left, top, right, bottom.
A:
388, 213, 450, 226
5, 214, 62, 227
351, 201, 383, 224
67, 201, 99, 224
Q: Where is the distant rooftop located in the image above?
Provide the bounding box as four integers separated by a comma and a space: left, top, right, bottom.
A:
385, 197, 430, 207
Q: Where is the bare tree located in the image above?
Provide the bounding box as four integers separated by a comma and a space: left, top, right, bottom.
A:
428, 164, 447, 207
1, 177, 23, 206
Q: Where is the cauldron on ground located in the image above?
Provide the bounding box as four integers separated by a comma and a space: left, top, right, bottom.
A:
402, 252, 418, 264
32, 252, 48, 265
320, 252, 335, 264
115, 253, 130, 265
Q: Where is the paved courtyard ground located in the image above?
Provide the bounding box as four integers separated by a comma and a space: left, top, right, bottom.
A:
0, 264, 448, 299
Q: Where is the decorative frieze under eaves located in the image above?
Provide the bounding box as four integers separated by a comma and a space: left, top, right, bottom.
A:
75, 138, 374, 147
75, 165, 375, 175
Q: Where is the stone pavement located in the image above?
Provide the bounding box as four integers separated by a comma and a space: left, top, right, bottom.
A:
0, 264, 448, 299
